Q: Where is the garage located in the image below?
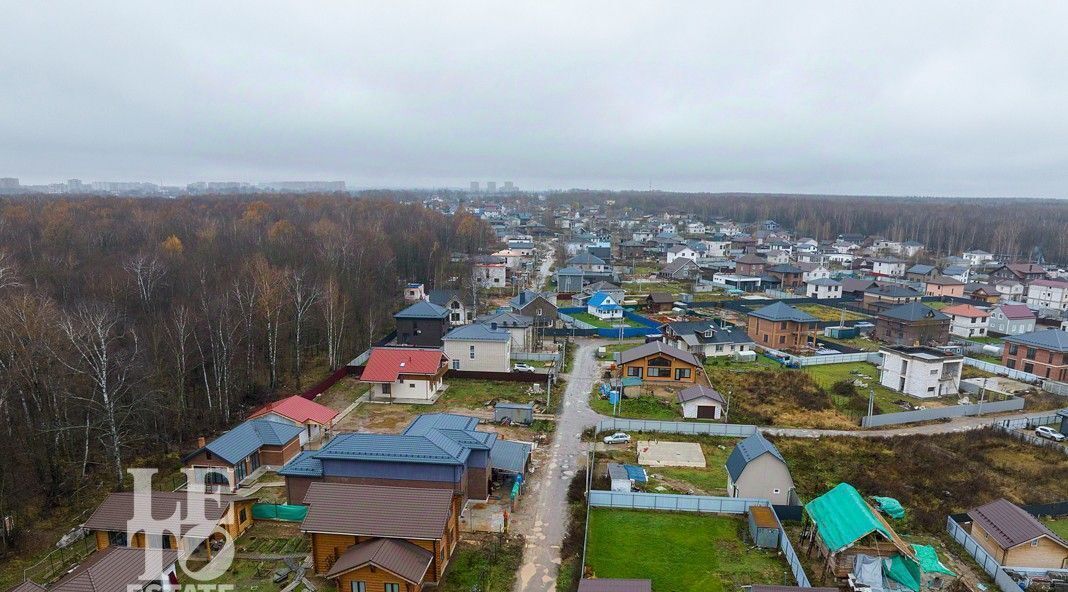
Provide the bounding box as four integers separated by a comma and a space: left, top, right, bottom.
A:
677, 385, 726, 420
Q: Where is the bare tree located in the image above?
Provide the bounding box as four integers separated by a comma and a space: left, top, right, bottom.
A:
289, 269, 321, 387
320, 276, 348, 370
123, 253, 167, 307
250, 258, 285, 389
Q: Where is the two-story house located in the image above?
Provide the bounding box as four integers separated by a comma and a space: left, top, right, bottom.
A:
442, 323, 512, 372
746, 302, 818, 350
395, 301, 451, 347
1001, 329, 1068, 381
941, 304, 991, 339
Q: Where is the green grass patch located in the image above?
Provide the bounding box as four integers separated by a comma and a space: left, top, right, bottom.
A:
596, 341, 645, 360
795, 303, 869, 322
621, 281, 689, 294
569, 312, 643, 328
586, 509, 791, 592
438, 379, 545, 410
801, 362, 901, 414
1044, 517, 1068, 540
440, 535, 524, 592
590, 388, 681, 420
818, 335, 882, 352
966, 336, 1004, 345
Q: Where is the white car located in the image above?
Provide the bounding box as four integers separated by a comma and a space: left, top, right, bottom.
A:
513, 363, 536, 373
1035, 426, 1066, 442
603, 432, 631, 445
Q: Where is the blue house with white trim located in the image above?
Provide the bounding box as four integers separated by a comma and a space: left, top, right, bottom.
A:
587, 291, 624, 320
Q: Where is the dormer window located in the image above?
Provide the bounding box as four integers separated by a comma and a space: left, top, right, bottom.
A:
704, 329, 714, 338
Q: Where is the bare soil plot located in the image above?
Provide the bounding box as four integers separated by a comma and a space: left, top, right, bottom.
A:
636, 440, 706, 467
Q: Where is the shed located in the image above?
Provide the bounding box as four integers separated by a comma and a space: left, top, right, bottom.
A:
748, 506, 781, 549
607, 463, 631, 493
494, 401, 535, 425
676, 385, 725, 420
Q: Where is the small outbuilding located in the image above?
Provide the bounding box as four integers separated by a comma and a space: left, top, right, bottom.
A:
676, 385, 725, 420
725, 432, 795, 505
494, 401, 535, 425
748, 505, 781, 549
607, 463, 647, 493
966, 499, 1068, 569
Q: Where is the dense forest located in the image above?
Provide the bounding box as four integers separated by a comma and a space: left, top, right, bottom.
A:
0, 194, 494, 551
558, 192, 1068, 263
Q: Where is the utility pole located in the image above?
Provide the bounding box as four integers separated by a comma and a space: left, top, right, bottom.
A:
867, 387, 875, 420
724, 389, 732, 423
977, 377, 987, 416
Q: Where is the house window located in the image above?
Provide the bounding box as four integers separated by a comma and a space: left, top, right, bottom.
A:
674, 368, 691, 380
351, 583, 366, 592
647, 367, 671, 378
452, 360, 459, 370
205, 451, 213, 461
382, 383, 391, 394
385, 584, 400, 592
410, 382, 415, 388
235, 460, 247, 482
108, 531, 128, 546
778, 336, 785, 344
250, 452, 260, 471
626, 366, 642, 377
239, 508, 247, 523
469, 345, 475, 359
1026, 347, 1036, 360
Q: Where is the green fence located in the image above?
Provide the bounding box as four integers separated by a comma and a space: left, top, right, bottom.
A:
252, 503, 308, 522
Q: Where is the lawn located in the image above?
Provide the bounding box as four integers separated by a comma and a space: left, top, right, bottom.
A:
596, 341, 644, 360
569, 311, 643, 328
438, 379, 547, 411
621, 281, 689, 294
818, 335, 882, 352
440, 535, 524, 592
585, 509, 790, 592
795, 303, 869, 322
1044, 517, 1068, 540
315, 376, 371, 411
590, 383, 681, 420
966, 336, 1004, 345
801, 362, 903, 415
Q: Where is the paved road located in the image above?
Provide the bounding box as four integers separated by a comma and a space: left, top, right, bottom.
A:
514, 339, 601, 592
760, 408, 1058, 438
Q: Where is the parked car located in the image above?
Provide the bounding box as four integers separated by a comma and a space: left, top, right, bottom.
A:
513, 363, 536, 373
1035, 426, 1066, 442
603, 432, 631, 445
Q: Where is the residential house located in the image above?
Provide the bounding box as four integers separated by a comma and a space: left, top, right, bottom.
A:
874, 303, 951, 347
988, 304, 1037, 336
182, 418, 304, 491
1001, 329, 1068, 381
943, 265, 970, 283
962, 250, 995, 265
619, 239, 647, 259
900, 241, 924, 257
587, 291, 624, 321
765, 264, 804, 289
661, 320, 755, 358
660, 257, 701, 280
404, 283, 427, 302
806, 278, 842, 299
905, 264, 939, 282
1026, 278, 1068, 311
989, 263, 1047, 284
863, 284, 923, 313
575, 281, 625, 307
666, 244, 698, 263
878, 346, 962, 399
963, 283, 1001, 304
443, 324, 512, 372
427, 289, 469, 326
841, 278, 878, 298
872, 257, 907, 277
555, 266, 586, 293
924, 276, 965, 298
472, 255, 507, 288
477, 310, 534, 351
800, 263, 831, 283
966, 499, 1068, 569
509, 290, 558, 327
85, 490, 254, 556
677, 385, 725, 419
746, 302, 819, 351
27, 547, 180, 592
735, 253, 767, 276
248, 395, 338, 445
302, 483, 460, 588
725, 433, 795, 505
360, 347, 449, 403
395, 301, 451, 347
645, 292, 676, 312
942, 304, 991, 338
994, 280, 1026, 302
567, 251, 608, 273
280, 413, 517, 504
618, 341, 701, 383
713, 273, 763, 292
492, 248, 529, 269
766, 249, 791, 265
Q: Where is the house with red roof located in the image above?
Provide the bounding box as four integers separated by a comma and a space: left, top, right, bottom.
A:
249, 395, 339, 445
941, 304, 991, 339
360, 347, 449, 403
988, 304, 1036, 336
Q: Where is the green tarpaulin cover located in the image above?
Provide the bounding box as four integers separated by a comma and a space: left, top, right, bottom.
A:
252, 503, 308, 522
912, 544, 956, 576
805, 483, 891, 553
883, 545, 955, 592
873, 496, 906, 520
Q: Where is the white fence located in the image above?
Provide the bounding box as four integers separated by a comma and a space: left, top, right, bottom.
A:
963, 357, 1041, 383
597, 418, 757, 437
511, 351, 561, 362
860, 397, 1026, 428
797, 352, 881, 366
589, 491, 811, 587
1043, 380, 1068, 397
995, 412, 1063, 430
946, 516, 1021, 592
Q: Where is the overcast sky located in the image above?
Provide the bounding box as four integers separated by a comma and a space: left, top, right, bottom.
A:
3, 2, 1068, 197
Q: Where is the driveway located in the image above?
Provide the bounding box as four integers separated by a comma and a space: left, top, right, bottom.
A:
514, 339, 601, 592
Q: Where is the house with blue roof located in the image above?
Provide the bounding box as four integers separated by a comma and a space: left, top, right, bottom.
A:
182, 418, 305, 491
279, 413, 530, 505
725, 432, 795, 504
442, 323, 512, 372
587, 291, 623, 320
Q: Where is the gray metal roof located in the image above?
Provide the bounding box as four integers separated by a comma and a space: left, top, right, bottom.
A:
443, 323, 511, 342
314, 433, 469, 465
806, 278, 841, 286
606, 462, 629, 480
748, 301, 818, 323
725, 433, 787, 482
618, 341, 700, 367
191, 418, 304, 465
567, 252, 606, 266
404, 412, 481, 435
477, 310, 534, 328
395, 300, 450, 319
1003, 328, 1068, 352
577, 579, 652, 592
676, 385, 725, 404
878, 302, 949, 322
556, 266, 585, 276
495, 401, 535, 411
490, 440, 531, 474
865, 284, 922, 298
426, 289, 463, 307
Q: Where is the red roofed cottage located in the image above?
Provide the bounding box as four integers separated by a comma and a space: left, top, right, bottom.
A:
360, 347, 449, 404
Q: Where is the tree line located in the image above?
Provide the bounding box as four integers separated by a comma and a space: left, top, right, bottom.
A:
0, 194, 494, 551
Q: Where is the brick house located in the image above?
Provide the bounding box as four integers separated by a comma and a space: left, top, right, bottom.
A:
874, 302, 950, 347
1001, 329, 1068, 381
746, 302, 818, 351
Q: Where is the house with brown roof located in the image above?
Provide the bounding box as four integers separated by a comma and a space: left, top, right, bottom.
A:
863, 284, 923, 313
645, 292, 676, 312
989, 263, 1047, 284
37, 547, 180, 592
83, 490, 254, 558
966, 499, 1068, 569
618, 341, 701, 383
735, 253, 767, 276
765, 264, 804, 289
301, 482, 462, 590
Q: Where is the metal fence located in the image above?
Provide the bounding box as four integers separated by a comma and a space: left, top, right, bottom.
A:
860, 396, 1026, 428
993, 422, 1068, 456
994, 412, 1063, 430
597, 417, 757, 437
588, 491, 811, 587
945, 515, 1020, 592
796, 352, 881, 366
963, 357, 1041, 383
511, 351, 561, 362
1042, 380, 1068, 397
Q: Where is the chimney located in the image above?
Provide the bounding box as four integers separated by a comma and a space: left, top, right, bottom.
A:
197, 436, 206, 448
519, 291, 527, 305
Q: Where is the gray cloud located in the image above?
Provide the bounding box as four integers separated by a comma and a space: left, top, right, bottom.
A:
2, 1, 1068, 197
